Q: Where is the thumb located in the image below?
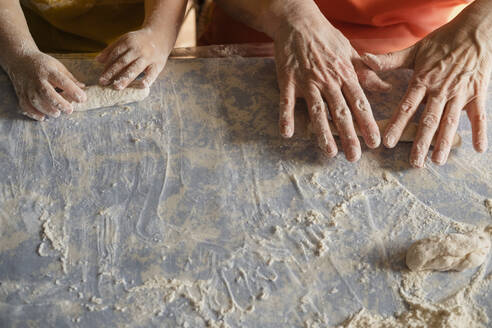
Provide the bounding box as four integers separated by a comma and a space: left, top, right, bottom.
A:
352, 57, 392, 93
362, 46, 415, 71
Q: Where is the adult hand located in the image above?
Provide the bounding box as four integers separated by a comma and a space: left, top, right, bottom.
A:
273, 9, 391, 161
7, 51, 86, 121
363, 7, 492, 167
96, 27, 171, 90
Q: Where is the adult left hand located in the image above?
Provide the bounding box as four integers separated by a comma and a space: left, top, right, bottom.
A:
363, 7, 491, 167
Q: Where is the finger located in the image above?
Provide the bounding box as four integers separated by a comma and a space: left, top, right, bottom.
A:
410, 96, 446, 168
357, 69, 392, 92
130, 63, 160, 89
466, 96, 488, 153
96, 40, 123, 63
384, 84, 427, 148
362, 46, 415, 72
39, 81, 74, 115
304, 84, 338, 157
278, 73, 296, 138
49, 72, 86, 104
30, 82, 72, 117
59, 66, 85, 89
342, 79, 381, 148
432, 96, 465, 165
112, 58, 148, 90
352, 57, 392, 92
19, 99, 46, 121
322, 81, 361, 161
99, 50, 135, 86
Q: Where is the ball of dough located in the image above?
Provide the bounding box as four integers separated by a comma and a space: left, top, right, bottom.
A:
406, 232, 491, 272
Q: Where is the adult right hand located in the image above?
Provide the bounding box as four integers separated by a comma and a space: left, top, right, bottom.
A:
272, 5, 390, 161
6, 51, 86, 121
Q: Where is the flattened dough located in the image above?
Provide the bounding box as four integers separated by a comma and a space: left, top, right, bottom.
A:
406, 231, 491, 272
72, 85, 150, 111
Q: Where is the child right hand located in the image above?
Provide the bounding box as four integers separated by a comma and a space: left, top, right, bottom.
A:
7, 51, 86, 121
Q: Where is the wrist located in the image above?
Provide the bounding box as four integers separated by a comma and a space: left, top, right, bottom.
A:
459, 0, 492, 38
0, 44, 39, 77
140, 25, 174, 54
259, 0, 326, 39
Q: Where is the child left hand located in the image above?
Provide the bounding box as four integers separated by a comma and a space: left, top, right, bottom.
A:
96, 27, 171, 90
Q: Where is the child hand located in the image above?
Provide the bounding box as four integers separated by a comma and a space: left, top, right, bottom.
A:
7, 51, 86, 121
96, 28, 171, 90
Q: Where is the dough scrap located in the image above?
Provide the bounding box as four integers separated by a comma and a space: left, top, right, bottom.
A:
72, 85, 150, 111
406, 231, 491, 272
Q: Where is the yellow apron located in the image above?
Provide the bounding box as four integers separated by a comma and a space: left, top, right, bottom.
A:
21, 0, 144, 53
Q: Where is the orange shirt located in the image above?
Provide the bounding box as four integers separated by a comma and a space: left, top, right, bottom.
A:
199, 0, 473, 54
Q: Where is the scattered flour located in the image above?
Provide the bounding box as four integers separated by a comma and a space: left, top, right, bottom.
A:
485, 199, 492, 217
37, 211, 69, 273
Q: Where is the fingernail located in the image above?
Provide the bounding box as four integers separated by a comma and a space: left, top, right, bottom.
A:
114, 83, 124, 90
433, 150, 446, 165
411, 154, 424, 168
77, 92, 86, 102
365, 53, 378, 62
281, 125, 293, 138
99, 77, 109, 86
22, 112, 34, 120
25, 112, 44, 121
385, 134, 396, 148
347, 146, 361, 162
476, 141, 487, 153
369, 133, 381, 148
326, 146, 338, 158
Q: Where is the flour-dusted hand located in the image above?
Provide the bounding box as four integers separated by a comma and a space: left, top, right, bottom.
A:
274, 22, 382, 160
7, 51, 86, 121
271, 2, 390, 161
272, 5, 391, 161
363, 0, 492, 167
96, 28, 169, 90
213, 0, 391, 161
96, 0, 187, 91
0, 1, 87, 121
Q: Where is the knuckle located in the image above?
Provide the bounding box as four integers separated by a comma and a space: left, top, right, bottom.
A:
333, 106, 350, 119
279, 96, 293, 107
446, 115, 458, 126
399, 100, 415, 113
354, 98, 369, 112
421, 113, 440, 128
310, 101, 325, 115
476, 112, 486, 122
438, 139, 451, 149
415, 140, 427, 152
